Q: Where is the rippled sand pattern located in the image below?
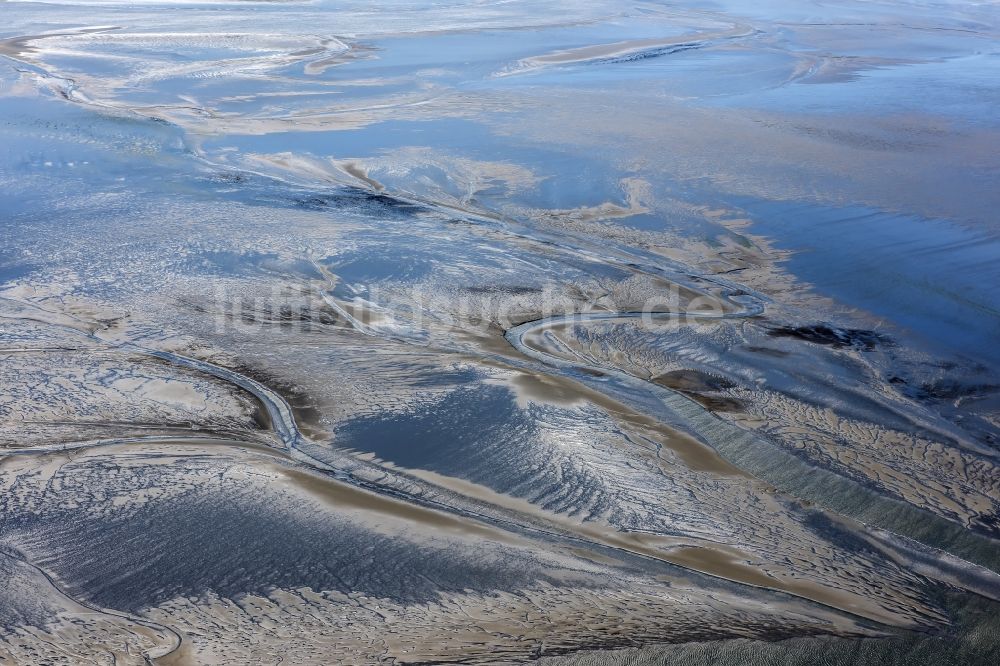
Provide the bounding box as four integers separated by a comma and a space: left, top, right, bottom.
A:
1, 1, 999, 664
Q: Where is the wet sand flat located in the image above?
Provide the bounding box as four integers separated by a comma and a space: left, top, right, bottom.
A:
1, 1, 999, 664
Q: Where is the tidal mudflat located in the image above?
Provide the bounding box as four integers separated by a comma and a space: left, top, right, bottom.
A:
1, 1, 999, 664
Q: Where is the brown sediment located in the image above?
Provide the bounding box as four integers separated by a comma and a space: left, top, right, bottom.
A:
277, 465, 527, 546
653, 369, 736, 393
218, 360, 329, 442
652, 370, 745, 413
484, 327, 743, 475
4, 436, 516, 546
509, 372, 588, 407
639, 539, 925, 628
337, 299, 384, 326
457, 323, 533, 359
18, 436, 899, 628
0, 427, 934, 634
473, 348, 746, 477
683, 392, 746, 413
662, 546, 796, 590
339, 161, 385, 191
400, 464, 707, 566
393, 466, 920, 628
602, 400, 748, 474
139, 581, 876, 665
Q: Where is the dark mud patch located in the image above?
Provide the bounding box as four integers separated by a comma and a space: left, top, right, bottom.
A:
653, 369, 736, 393
744, 345, 791, 358
653, 370, 743, 413
294, 187, 424, 216
218, 360, 328, 442
768, 324, 892, 351
683, 393, 746, 413
506, 312, 549, 327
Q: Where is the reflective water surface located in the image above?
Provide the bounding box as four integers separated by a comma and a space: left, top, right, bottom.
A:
1, 1, 999, 664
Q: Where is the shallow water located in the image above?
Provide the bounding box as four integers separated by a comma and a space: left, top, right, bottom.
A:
1, 1, 999, 664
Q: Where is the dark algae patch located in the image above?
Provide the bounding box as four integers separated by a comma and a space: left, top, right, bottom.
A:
768, 324, 892, 351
